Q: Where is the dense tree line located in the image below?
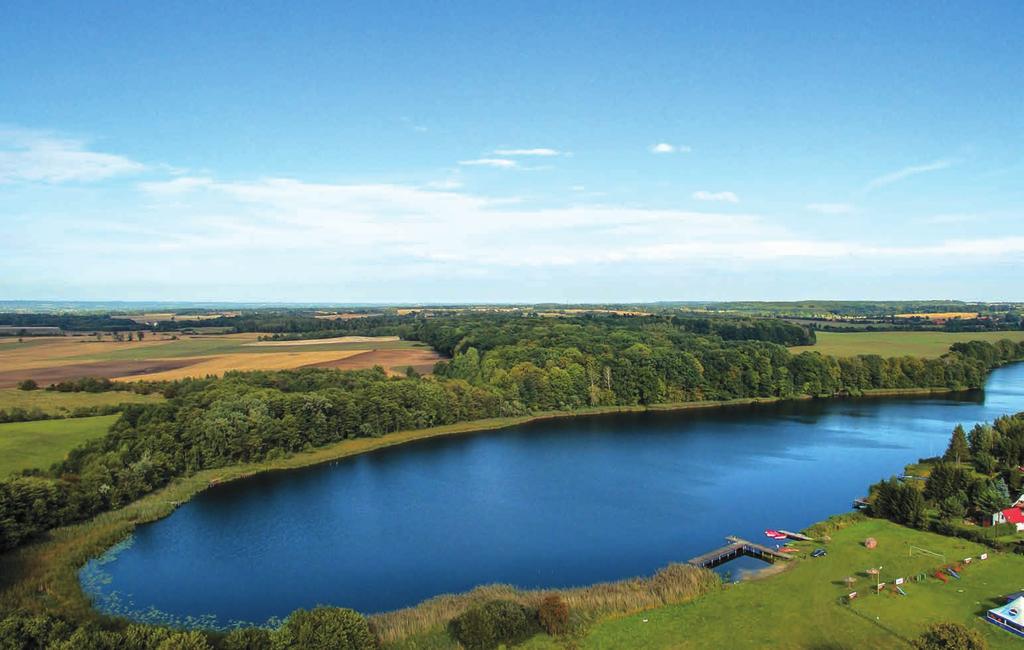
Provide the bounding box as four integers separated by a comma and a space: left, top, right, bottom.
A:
0, 313, 142, 332
869, 412, 1024, 538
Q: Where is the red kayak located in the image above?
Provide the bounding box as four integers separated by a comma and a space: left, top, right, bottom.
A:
780, 546, 799, 553
765, 529, 787, 540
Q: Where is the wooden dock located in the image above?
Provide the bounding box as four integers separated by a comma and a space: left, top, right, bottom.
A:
688, 536, 793, 569
777, 529, 813, 542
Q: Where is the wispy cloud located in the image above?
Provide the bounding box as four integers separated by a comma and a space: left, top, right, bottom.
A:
692, 190, 739, 203
458, 158, 517, 168
139, 176, 213, 195
806, 203, 854, 215
864, 158, 954, 192
0, 127, 145, 184
493, 148, 562, 156
650, 143, 691, 154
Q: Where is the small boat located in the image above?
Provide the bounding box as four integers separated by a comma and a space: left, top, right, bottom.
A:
765, 529, 787, 540
779, 546, 799, 553
946, 568, 961, 580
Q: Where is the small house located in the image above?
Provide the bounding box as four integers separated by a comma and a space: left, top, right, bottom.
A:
992, 507, 1024, 532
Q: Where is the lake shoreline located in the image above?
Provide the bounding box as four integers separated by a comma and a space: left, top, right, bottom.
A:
0, 383, 975, 629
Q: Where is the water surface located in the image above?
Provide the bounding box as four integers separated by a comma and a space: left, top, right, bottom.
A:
82, 363, 1024, 626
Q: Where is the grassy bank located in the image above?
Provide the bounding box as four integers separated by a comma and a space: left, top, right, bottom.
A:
519, 517, 1024, 649
0, 415, 120, 477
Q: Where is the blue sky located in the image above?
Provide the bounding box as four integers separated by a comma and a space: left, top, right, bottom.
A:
1, 1, 1022, 302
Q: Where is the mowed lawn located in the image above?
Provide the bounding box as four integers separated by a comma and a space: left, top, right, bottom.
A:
521, 518, 1024, 650
792, 330, 1024, 358
0, 414, 118, 477
0, 388, 163, 415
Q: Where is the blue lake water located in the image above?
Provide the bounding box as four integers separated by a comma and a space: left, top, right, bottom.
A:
82, 363, 1024, 626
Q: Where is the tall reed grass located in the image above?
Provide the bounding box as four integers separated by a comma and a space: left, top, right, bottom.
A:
368, 563, 720, 644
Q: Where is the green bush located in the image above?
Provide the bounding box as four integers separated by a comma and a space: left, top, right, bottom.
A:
16, 379, 38, 391
449, 599, 539, 650
913, 621, 987, 649
221, 627, 273, 650
272, 607, 376, 649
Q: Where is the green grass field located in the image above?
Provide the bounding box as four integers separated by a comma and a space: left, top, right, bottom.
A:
0, 388, 163, 415
793, 330, 1024, 358
515, 518, 1024, 650
0, 414, 118, 477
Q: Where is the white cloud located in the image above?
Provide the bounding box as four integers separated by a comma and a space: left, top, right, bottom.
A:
458, 158, 518, 168
692, 190, 739, 203
139, 176, 214, 195
650, 143, 691, 154
0, 127, 145, 184
865, 158, 954, 191
493, 148, 562, 156
805, 203, 854, 215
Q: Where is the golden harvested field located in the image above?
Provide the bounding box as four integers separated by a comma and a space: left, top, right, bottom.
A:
313, 312, 382, 320
0, 334, 444, 385
126, 311, 241, 323
894, 311, 980, 320
0, 337, 177, 372
113, 350, 368, 381
244, 336, 400, 347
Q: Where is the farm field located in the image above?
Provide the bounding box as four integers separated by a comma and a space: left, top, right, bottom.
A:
0, 414, 118, 477
0, 388, 163, 415
517, 518, 1024, 650
793, 330, 1024, 358
0, 334, 443, 386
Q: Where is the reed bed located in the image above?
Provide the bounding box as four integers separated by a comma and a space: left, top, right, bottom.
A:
368, 563, 720, 644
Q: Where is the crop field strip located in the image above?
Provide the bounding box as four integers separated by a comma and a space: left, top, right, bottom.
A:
0, 334, 443, 386
791, 330, 1024, 358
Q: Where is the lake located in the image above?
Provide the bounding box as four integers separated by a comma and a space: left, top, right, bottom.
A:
81, 363, 1024, 627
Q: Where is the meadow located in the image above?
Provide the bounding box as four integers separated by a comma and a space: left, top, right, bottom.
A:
512, 517, 1024, 650
0, 387, 162, 415
794, 330, 1024, 358
0, 415, 119, 477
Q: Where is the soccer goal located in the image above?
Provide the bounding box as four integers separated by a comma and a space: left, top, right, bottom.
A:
908, 545, 945, 563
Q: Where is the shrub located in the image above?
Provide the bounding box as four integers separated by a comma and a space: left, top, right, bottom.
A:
272, 607, 376, 649
537, 594, 569, 636
913, 621, 987, 649
449, 599, 538, 650
221, 627, 273, 650
16, 379, 38, 391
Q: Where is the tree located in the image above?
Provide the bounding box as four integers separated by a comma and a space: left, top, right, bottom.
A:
925, 463, 970, 503
938, 492, 967, 522
16, 379, 38, 391
944, 425, 971, 464
913, 622, 987, 649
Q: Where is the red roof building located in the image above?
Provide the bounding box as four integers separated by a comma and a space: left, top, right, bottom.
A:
993, 507, 1024, 531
